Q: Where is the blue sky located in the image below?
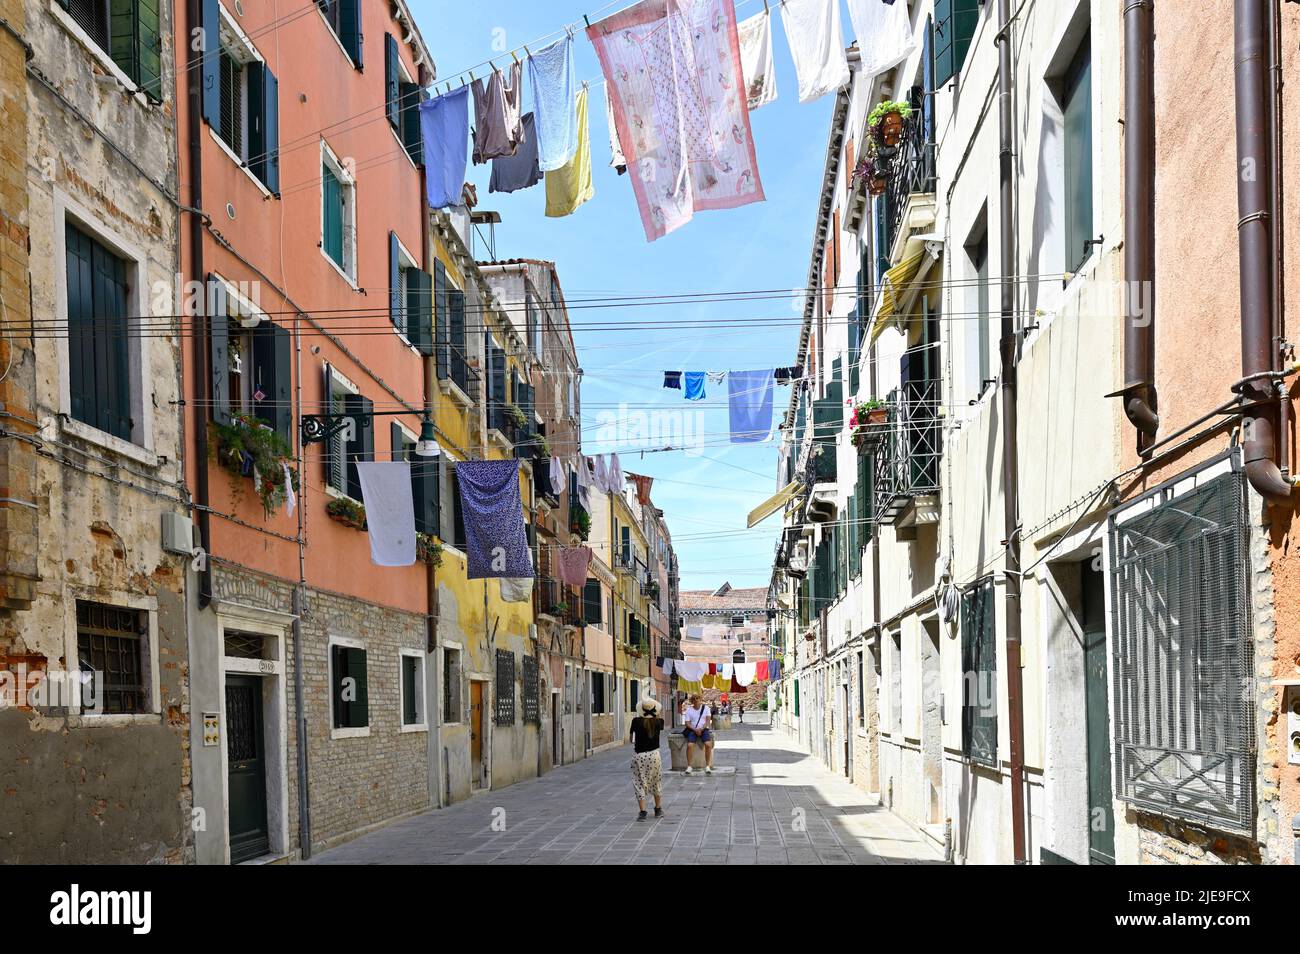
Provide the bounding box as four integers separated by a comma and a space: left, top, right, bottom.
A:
409, 0, 835, 592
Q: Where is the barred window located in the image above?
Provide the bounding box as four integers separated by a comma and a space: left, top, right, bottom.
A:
521, 655, 539, 725
960, 578, 997, 766
494, 649, 516, 726
1109, 471, 1254, 834
443, 648, 462, 723
76, 601, 148, 714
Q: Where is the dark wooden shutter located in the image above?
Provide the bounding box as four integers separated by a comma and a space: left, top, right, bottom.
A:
69, 227, 131, 441
402, 656, 417, 724
343, 393, 373, 500
933, 0, 979, 88
412, 454, 441, 537
200, 0, 221, 127
433, 259, 449, 379
489, 344, 506, 431
65, 225, 95, 431
451, 464, 466, 549
322, 167, 343, 265
388, 231, 401, 328
110, 0, 162, 99
400, 81, 423, 164
384, 33, 400, 129
582, 579, 602, 625
332, 645, 368, 728
269, 324, 292, 440
350, 647, 369, 727
339, 0, 363, 68
390, 421, 405, 461
620, 526, 630, 566
449, 289, 466, 381
248, 64, 279, 193
206, 275, 231, 424
407, 267, 432, 355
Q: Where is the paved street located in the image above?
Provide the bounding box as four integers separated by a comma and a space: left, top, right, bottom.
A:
308, 718, 945, 865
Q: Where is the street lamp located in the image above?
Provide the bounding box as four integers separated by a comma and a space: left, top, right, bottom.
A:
301, 409, 441, 458
415, 418, 440, 458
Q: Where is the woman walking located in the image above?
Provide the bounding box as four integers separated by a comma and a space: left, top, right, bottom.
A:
630, 697, 665, 821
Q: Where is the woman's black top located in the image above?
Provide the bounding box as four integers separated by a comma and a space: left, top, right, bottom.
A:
630, 716, 664, 753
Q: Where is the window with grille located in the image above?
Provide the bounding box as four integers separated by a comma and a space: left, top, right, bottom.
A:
77, 601, 148, 714
961, 578, 997, 765
521, 655, 539, 725
442, 648, 462, 723
494, 649, 516, 726
1109, 470, 1254, 834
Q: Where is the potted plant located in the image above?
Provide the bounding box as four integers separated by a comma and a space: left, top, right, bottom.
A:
868, 99, 912, 146
570, 506, 591, 541
851, 155, 889, 197
549, 600, 569, 617
210, 414, 299, 517
416, 533, 443, 568
850, 398, 889, 451
325, 496, 367, 530
506, 403, 527, 430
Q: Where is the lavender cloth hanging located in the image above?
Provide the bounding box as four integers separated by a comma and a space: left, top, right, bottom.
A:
455, 459, 533, 579
419, 87, 470, 208
556, 545, 593, 586
356, 462, 416, 567
728, 369, 775, 443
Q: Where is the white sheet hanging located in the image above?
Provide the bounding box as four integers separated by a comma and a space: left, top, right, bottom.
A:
780, 0, 850, 103
356, 462, 416, 567
846, 0, 917, 79
738, 11, 778, 110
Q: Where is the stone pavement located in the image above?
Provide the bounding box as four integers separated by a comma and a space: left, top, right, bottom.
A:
307, 719, 946, 865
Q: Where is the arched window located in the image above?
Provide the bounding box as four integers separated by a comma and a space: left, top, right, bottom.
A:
732, 649, 746, 664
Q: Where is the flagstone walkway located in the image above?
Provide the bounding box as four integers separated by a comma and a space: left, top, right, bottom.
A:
307, 719, 945, 865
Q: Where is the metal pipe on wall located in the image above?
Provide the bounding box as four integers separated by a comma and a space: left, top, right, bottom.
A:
1235, 0, 1293, 503
1121, 0, 1159, 445
995, 0, 1028, 864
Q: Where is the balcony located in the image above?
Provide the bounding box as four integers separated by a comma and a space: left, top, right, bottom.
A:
439, 344, 481, 406
534, 576, 584, 628
532, 463, 559, 508
879, 89, 936, 267
872, 380, 942, 530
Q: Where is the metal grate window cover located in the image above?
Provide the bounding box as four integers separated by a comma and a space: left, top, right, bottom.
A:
960, 578, 997, 766
495, 649, 516, 726
521, 654, 539, 725
1109, 471, 1255, 834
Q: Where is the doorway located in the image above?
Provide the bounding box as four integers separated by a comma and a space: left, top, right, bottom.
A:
1082, 563, 1115, 864
470, 680, 486, 790
842, 675, 852, 779
551, 691, 560, 766
920, 619, 943, 824
225, 674, 269, 863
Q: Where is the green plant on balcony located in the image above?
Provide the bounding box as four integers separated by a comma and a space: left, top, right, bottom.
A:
506, 403, 527, 430
570, 505, 591, 541
325, 496, 367, 531
850, 398, 888, 451
851, 154, 889, 197
210, 414, 299, 517
868, 99, 912, 146
549, 600, 569, 617
416, 533, 443, 568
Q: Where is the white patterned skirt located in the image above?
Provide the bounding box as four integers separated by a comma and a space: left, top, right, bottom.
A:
631, 750, 663, 799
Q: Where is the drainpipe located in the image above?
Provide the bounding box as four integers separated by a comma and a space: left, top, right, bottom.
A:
185, 0, 212, 608
1234, 0, 1292, 503
995, 0, 1028, 864
1121, 0, 1159, 446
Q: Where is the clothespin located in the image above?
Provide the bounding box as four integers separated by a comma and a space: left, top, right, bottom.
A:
511, 50, 519, 64
583, 14, 591, 27
763, 0, 769, 13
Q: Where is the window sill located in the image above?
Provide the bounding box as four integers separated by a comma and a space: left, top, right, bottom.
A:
400, 722, 428, 734
60, 417, 158, 468
389, 124, 419, 172
48, 1, 154, 106
439, 378, 476, 409
207, 127, 275, 200
73, 711, 161, 727
323, 484, 361, 505
316, 9, 361, 69
442, 720, 463, 727
331, 725, 370, 740
320, 248, 359, 291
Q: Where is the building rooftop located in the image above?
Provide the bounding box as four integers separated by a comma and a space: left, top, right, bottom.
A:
679, 585, 768, 611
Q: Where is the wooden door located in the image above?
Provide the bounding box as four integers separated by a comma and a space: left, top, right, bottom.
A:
470, 681, 484, 786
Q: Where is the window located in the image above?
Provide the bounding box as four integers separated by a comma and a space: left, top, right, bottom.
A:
389, 233, 431, 351
494, 649, 516, 726
199, 1, 279, 192
65, 223, 133, 442
443, 459, 467, 549
58, 0, 162, 99
434, 261, 470, 394
210, 280, 292, 440
330, 642, 369, 732
321, 142, 356, 281
1062, 34, 1093, 271
442, 647, 462, 723
76, 601, 148, 714
629, 679, 640, 713
1109, 470, 1254, 834
521, 655, 539, 724
857, 651, 865, 725
385, 33, 423, 164
960, 578, 997, 765
932, 0, 980, 87
317, 0, 363, 68
582, 579, 603, 626
591, 671, 606, 714
964, 221, 991, 403
730, 614, 744, 628
889, 630, 903, 735
323, 367, 371, 500
400, 650, 425, 730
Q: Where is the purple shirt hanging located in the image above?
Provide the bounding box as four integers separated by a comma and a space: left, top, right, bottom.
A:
455, 459, 534, 579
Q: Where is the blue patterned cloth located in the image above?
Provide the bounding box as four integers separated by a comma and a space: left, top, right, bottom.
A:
684, 371, 707, 401
455, 460, 533, 579
728, 369, 775, 443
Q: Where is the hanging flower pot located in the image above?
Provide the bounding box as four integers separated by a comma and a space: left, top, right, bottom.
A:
881, 111, 904, 145
868, 99, 912, 148
850, 399, 888, 453
868, 175, 887, 197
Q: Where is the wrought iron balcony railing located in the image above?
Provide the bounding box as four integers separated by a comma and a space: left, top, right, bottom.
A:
872, 379, 942, 525
880, 89, 936, 260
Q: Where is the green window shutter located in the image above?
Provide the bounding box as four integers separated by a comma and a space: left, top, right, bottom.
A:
206, 275, 231, 425
933, 0, 980, 88
451, 465, 466, 549
847, 495, 857, 579
339, 0, 363, 68
583, 579, 602, 625
388, 231, 402, 328
332, 645, 368, 728
200, 0, 221, 126
384, 33, 400, 129
620, 526, 630, 566
343, 393, 373, 500
252, 323, 293, 441
390, 422, 405, 461
248, 64, 280, 193
1063, 37, 1093, 271
67, 224, 131, 441
407, 267, 432, 355
400, 82, 424, 164
109, 0, 162, 100
411, 454, 440, 537
322, 165, 343, 266
794, 679, 800, 717
402, 656, 417, 725
449, 289, 466, 371
65, 225, 95, 431
350, 647, 369, 727
433, 260, 449, 379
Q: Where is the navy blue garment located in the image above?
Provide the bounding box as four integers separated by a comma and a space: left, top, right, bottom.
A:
455, 459, 533, 579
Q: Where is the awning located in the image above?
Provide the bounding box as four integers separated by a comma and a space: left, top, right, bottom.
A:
869, 235, 941, 344
747, 479, 804, 528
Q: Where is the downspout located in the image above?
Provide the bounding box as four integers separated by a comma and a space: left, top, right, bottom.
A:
1121, 0, 1159, 445
186, 0, 212, 608
421, 188, 443, 808
995, 0, 1028, 864
1234, 0, 1292, 503
1267, 0, 1288, 479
